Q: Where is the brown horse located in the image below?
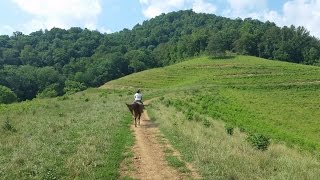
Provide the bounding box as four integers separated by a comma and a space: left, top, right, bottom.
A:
126, 102, 143, 127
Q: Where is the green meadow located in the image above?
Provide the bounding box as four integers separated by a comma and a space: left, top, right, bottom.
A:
1, 55, 320, 179
0, 89, 134, 179
104, 55, 320, 178
105, 55, 320, 152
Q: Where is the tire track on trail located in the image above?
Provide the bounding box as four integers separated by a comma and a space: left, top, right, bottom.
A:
121, 100, 199, 180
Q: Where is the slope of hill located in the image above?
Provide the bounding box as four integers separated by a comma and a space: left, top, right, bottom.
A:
103, 55, 320, 151
103, 55, 320, 178
1, 55, 320, 179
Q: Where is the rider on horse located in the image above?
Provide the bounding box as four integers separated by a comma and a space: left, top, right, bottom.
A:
134, 89, 143, 104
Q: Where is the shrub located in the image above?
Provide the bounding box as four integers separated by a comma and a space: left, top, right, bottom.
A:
225, 125, 234, 135
186, 111, 194, 121
99, 92, 108, 98
63, 80, 86, 95
2, 118, 17, 132
202, 118, 211, 127
0, 85, 17, 104
247, 133, 270, 151
37, 84, 59, 98
164, 99, 171, 107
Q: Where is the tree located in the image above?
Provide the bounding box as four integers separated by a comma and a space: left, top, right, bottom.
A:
258, 26, 281, 58
234, 32, 258, 56
303, 47, 320, 65
20, 45, 41, 66
63, 80, 86, 95
125, 50, 150, 72
0, 85, 17, 104
2, 48, 20, 65
36, 83, 59, 98
207, 32, 228, 56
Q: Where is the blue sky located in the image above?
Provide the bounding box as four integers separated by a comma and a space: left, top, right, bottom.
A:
1, 0, 320, 37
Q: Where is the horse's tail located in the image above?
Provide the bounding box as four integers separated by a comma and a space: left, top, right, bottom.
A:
126, 103, 134, 115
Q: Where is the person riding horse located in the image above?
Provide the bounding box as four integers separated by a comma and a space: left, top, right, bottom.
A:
126, 89, 144, 127
134, 89, 143, 104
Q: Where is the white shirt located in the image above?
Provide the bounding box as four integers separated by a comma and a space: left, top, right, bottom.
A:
134, 93, 142, 101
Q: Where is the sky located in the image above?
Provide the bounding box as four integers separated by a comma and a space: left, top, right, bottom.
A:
0, 0, 320, 38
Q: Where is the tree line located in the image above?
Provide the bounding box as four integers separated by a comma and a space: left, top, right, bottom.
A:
1, 10, 320, 103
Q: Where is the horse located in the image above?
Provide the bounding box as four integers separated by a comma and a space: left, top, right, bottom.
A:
126, 102, 143, 127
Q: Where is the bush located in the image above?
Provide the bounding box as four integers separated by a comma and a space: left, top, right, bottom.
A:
225, 125, 234, 135
37, 84, 59, 98
164, 99, 172, 107
186, 111, 194, 121
2, 118, 17, 132
247, 133, 270, 151
202, 118, 211, 127
0, 85, 17, 104
63, 80, 86, 95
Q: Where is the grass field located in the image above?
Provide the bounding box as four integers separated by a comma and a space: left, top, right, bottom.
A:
0, 89, 134, 179
104, 55, 320, 152
103, 55, 320, 179
148, 101, 320, 179
1, 55, 320, 179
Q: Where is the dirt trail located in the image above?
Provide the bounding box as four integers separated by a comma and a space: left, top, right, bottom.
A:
121, 100, 199, 180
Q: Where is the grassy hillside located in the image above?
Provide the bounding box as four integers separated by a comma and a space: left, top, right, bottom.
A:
1, 55, 319, 179
103, 55, 320, 178
103, 55, 320, 151
0, 89, 133, 179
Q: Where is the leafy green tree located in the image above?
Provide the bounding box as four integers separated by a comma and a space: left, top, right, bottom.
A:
258, 26, 281, 58
125, 50, 150, 72
36, 83, 59, 98
0, 85, 17, 104
207, 32, 228, 56
234, 32, 258, 55
2, 48, 20, 65
303, 47, 320, 65
63, 80, 86, 94
20, 45, 41, 66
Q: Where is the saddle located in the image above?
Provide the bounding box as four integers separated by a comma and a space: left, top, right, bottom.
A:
133, 101, 144, 112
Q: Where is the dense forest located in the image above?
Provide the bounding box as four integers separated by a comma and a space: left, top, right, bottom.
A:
1, 10, 320, 102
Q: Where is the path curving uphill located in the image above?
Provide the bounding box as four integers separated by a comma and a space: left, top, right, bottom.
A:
121, 100, 199, 180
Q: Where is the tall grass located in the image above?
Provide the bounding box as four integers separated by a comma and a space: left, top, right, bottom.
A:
103, 55, 320, 152
0, 88, 134, 179
103, 55, 320, 178
148, 101, 320, 179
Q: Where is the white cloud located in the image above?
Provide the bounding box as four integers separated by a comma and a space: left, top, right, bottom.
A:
227, 0, 267, 12
98, 26, 113, 34
224, 0, 267, 18
139, 0, 186, 18
262, 0, 320, 37
139, 0, 217, 18
222, 0, 320, 38
11, 0, 102, 34
192, 0, 216, 14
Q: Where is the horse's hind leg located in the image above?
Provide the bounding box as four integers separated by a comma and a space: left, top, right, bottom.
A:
134, 117, 137, 127
138, 114, 141, 126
